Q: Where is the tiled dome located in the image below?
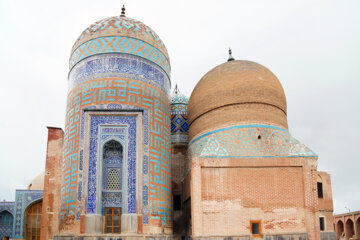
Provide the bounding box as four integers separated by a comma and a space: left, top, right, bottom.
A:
69, 15, 170, 76
171, 85, 188, 106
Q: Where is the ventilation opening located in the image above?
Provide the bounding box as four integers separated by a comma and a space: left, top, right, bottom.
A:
317, 182, 323, 198
173, 195, 181, 211
320, 217, 325, 231
107, 170, 121, 190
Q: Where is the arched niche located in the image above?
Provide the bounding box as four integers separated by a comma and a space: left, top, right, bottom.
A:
355, 217, 360, 239
0, 210, 13, 226
345, 218, 354, 240
0, 210, 13, 239
101, 139, 123, 234
337, 220, 344, 240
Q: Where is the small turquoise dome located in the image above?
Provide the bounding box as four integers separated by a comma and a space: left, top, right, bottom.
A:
171, 89, 188, 112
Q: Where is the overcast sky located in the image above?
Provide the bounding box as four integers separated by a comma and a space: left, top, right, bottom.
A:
0, 0, 359, 214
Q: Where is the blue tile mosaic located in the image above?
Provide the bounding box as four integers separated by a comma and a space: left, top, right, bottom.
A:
69, 54, 170, 95
87, 115, 137, 214
0, 202, 15, 239
12, 190, 42, 239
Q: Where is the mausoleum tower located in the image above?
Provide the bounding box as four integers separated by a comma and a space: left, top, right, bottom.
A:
170, 84, 189, 145
60, 8, 172, 237
187, 58, 321, 239
170, 85, 189, 234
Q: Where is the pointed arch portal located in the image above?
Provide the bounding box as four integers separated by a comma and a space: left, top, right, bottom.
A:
25, 201, 42, 240
102, 139, 123, 234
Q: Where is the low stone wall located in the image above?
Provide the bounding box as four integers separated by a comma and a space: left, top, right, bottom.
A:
54, 233, 311, 240
54, 235, 177, 240
263, 233, 308, 240
188, 236, 250, 240
320, 232, 337, 240
186, 233, 308, 240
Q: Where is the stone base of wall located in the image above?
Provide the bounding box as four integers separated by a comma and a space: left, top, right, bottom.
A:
54, 235, 177, 240
320, 232, 337, 240
54, 233, 310, 240
187, 236, 250, 240
185, 233, 308, 240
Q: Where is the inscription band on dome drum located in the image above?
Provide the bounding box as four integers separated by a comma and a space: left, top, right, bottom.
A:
68, 54, 170, 94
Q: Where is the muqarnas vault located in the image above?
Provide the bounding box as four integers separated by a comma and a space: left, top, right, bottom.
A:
0, 8, 337, 240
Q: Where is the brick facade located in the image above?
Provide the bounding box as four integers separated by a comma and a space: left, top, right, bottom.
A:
40, 127, 64, 240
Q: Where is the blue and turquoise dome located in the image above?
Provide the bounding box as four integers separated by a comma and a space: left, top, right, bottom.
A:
69, 15, 170, 77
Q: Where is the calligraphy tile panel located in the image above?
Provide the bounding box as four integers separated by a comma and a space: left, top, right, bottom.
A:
61, 76, 171, 227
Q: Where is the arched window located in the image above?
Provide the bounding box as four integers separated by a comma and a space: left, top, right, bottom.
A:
102, 140, 123, 234
103, 140, 123, 191
103, 140, 123, 163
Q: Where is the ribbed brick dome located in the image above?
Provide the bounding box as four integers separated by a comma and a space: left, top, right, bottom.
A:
188, 60, 288, 140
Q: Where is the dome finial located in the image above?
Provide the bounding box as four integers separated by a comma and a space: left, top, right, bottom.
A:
174, 83, 180, 94
120, 4, 126, 17
228, 48, 235, 62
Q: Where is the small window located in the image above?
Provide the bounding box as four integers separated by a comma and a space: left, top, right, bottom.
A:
320, 217, 325, 231
250, 220, 261, 237
107, 170, 121, 190
317, 182, 323, 198
173, 195, 181, 211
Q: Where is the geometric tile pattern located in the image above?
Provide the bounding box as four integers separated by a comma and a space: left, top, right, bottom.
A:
171, 114, 188, 133
189, 124, 318, 158
72, 17, 169, 60
0, 224, 13, 239
87, 116, 136, 215
0, 202, 15, 239
12, 190, 43, 239
70, 36, 170, 77
170, 86, 188, 143
171, 103, 187, 113
61, 56, 171, 227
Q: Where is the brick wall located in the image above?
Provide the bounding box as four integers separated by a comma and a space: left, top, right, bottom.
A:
190, 157, 320, 239
40, 127, 64, 240
317, 171, 334, 232
201, 167, 306, 235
